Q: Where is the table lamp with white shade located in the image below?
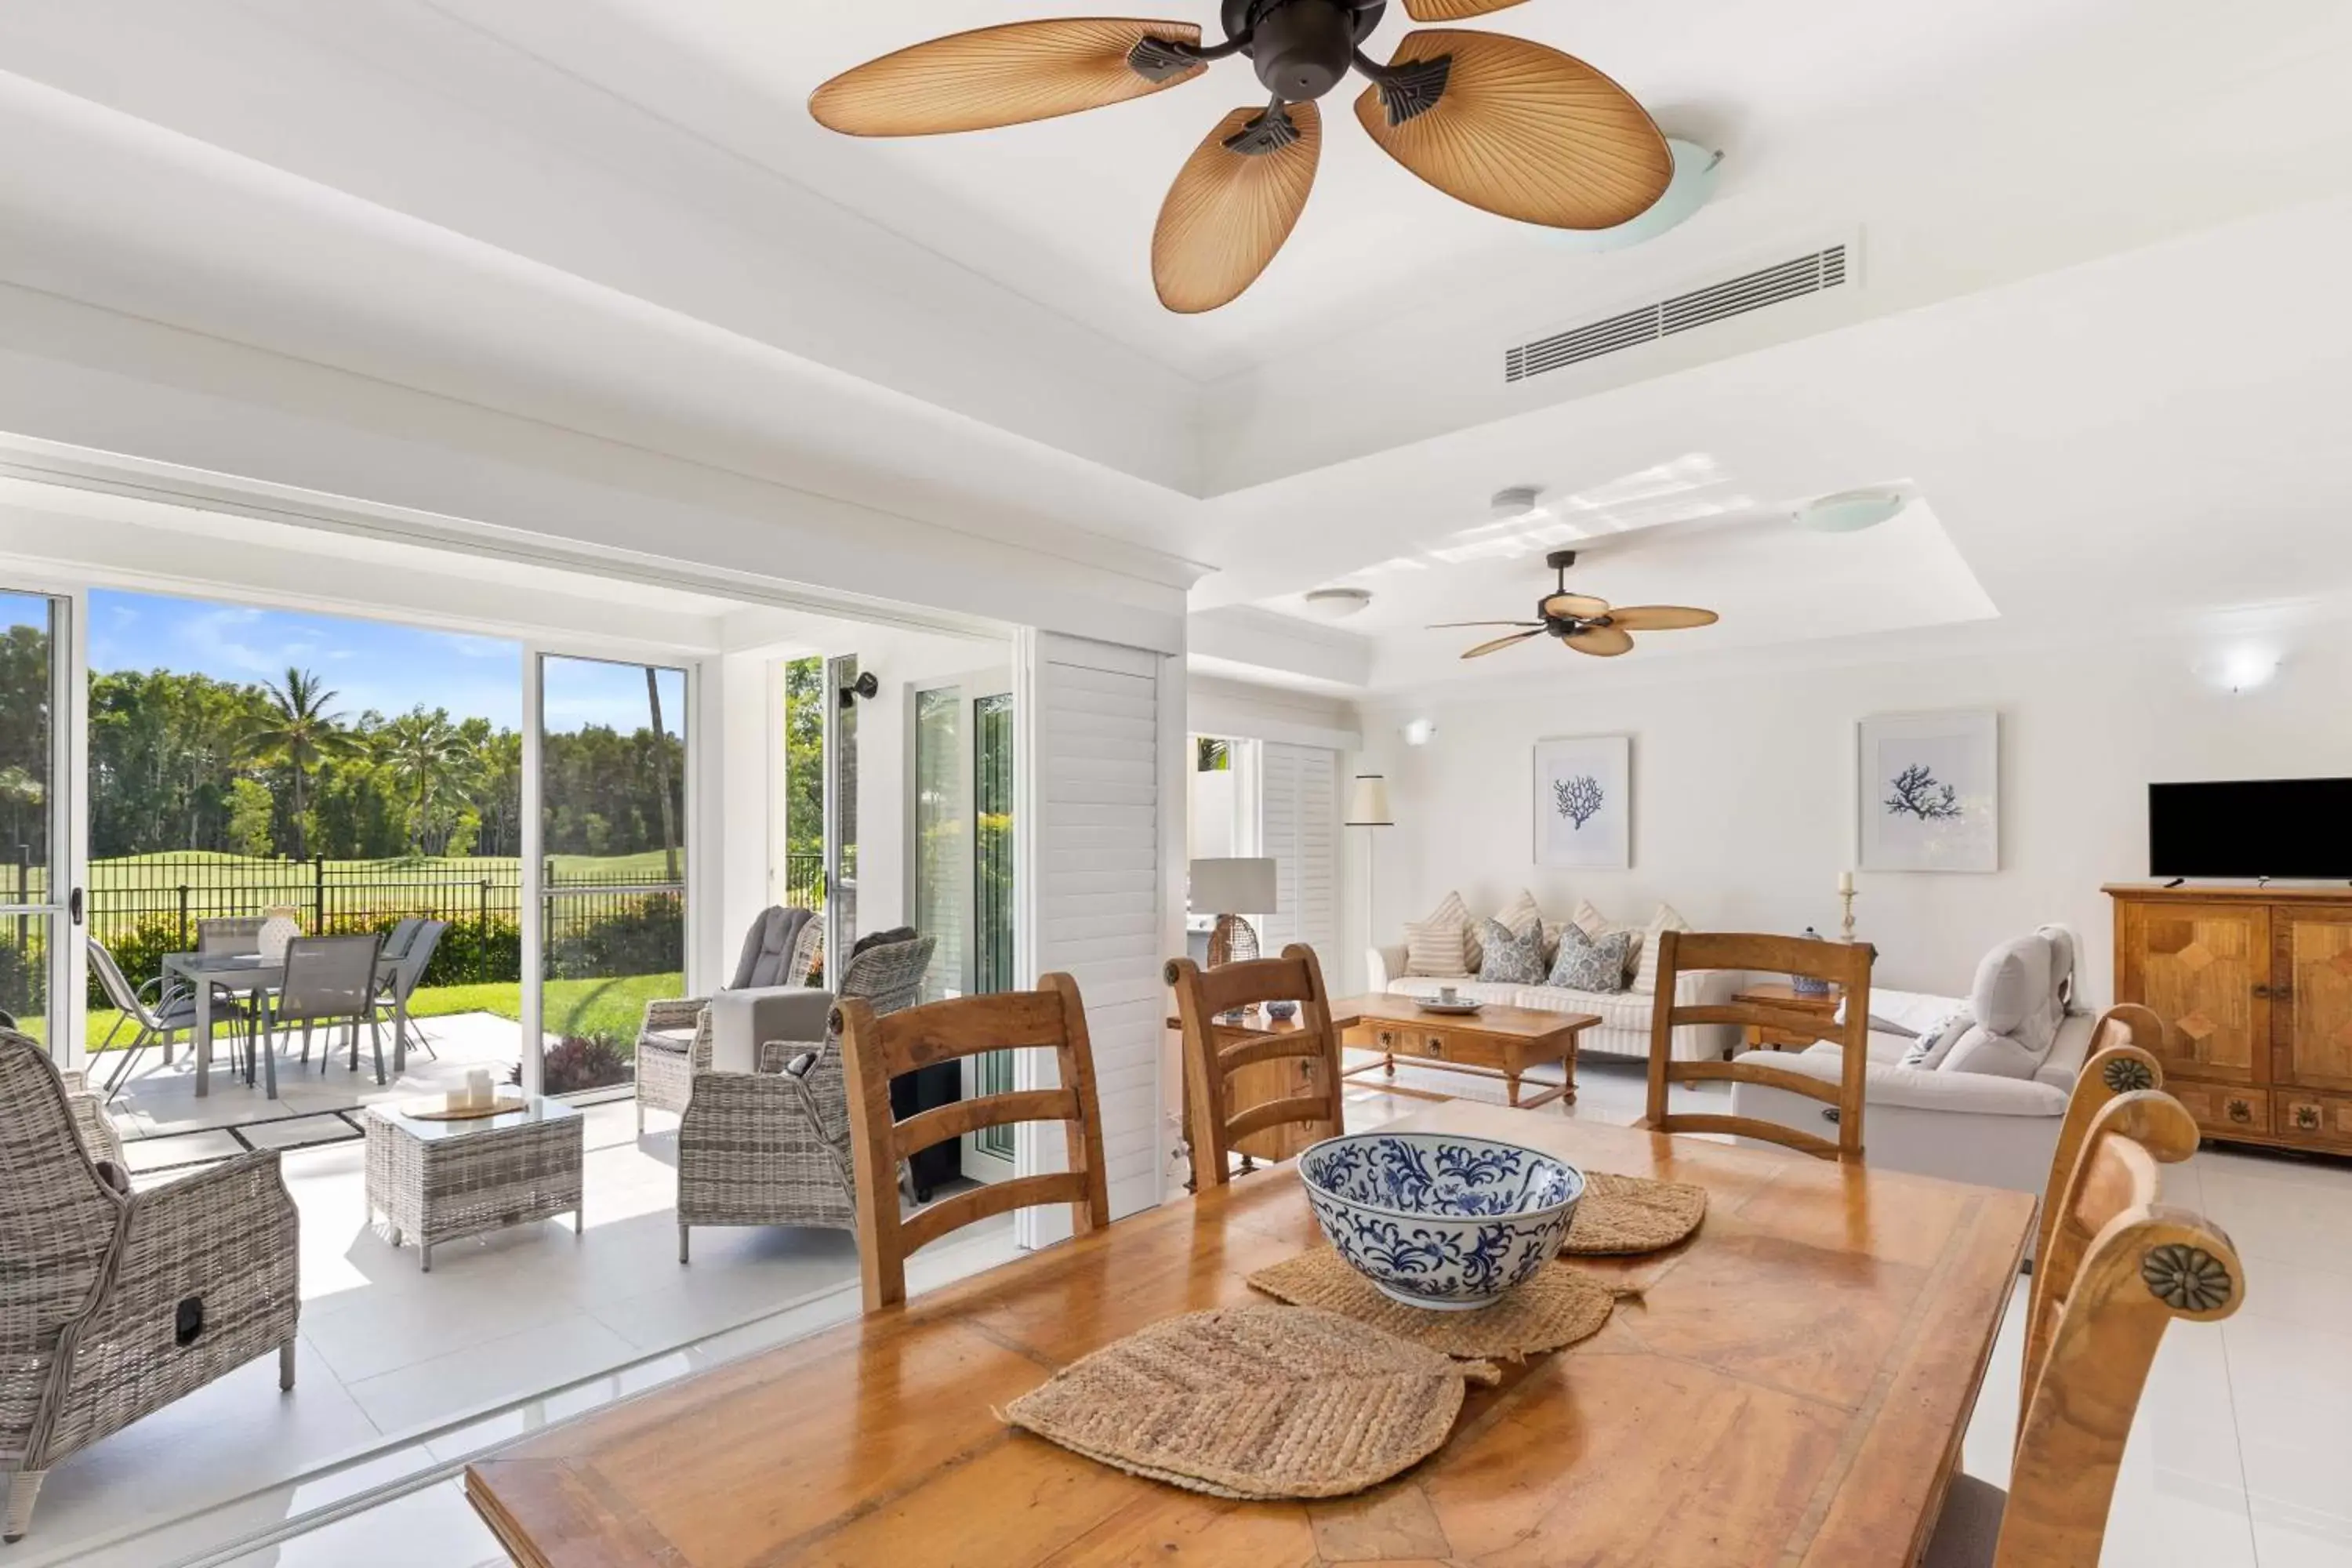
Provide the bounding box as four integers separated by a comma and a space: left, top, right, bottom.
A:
1345, 775, 1394, 979
1189, 857, 1277, 968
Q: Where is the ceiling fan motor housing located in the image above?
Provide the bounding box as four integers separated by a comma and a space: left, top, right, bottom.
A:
1226, 0, 1387, 101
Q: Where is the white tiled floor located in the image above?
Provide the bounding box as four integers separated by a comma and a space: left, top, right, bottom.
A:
26, 1094, 1017, 1568
54, 1053, 2352, 1566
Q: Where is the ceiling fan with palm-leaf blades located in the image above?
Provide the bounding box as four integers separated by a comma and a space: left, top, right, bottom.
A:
808, 1, 1672, 313
1432, 550, 1719, 659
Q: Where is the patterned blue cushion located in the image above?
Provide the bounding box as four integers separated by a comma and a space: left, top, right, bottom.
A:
1475, 918, 1549, 985
1547, 925, 1635, 993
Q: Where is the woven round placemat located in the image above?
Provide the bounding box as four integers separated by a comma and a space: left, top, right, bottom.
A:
1002, 1305, 1495, 1501
1247, 1250, 1622, 1361
1561, 1171, 1708, 1255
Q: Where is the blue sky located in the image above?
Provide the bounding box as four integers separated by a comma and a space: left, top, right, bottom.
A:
83, 590, 683, 736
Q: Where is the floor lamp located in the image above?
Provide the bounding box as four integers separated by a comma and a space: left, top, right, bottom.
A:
1345, 775, 1393, 991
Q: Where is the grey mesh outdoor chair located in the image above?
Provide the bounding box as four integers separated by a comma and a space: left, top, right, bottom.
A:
0, 1029, 299, 1544
196, 916, 265, 956
270, 933, 387, 1087
89, 936, 247, 1102
380, 916, 425, 962
375, 918, 445, 1064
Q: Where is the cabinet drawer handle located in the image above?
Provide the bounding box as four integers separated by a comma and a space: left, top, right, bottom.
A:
2227, 1099, 2252, 1123
2252, 984, 2271, 999
1425, 1035, 1446, 1057
2295, 1105, 2322, 1130
1377, 1029, 1396, 1049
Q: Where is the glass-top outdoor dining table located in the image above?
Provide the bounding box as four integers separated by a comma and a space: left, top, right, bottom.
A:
162, 949, 408, 1100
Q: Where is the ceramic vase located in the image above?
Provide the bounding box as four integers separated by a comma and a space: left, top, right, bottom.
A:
257, 905, 301, 965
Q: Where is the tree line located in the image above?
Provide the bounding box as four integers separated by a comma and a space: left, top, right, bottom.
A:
76, 662, 683, 864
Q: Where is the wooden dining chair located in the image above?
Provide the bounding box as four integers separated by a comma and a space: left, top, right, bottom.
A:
2030, 1003, 2166, 1272
1923, 1087, 2238, 1568
837, 973, 1110, 1312
1638, 931, 1876, 1161
1165, 946, 1343, 1192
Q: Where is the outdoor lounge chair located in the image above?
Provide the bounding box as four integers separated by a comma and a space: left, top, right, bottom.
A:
675, 929, 933, 1261
634, 905, 824, 1134
0, 1029, 299, 1544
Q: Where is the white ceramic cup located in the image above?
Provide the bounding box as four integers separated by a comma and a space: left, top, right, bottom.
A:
1439, 985, 1459, 1005
464, 1068, 493, 1109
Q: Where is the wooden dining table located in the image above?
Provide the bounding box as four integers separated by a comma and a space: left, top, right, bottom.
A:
466, 1099, 2034, 1566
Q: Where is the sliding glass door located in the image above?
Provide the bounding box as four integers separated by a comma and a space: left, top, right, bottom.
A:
536, 654, 688, 1096
909, 670, 1016, 1171
0, 590, 79, 1061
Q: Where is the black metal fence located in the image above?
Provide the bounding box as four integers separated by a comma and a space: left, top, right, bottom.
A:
81, 851, 825, 964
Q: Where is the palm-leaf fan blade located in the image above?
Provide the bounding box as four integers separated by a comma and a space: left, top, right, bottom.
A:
1539, 592, 1610, 619
811, 20, 1205, 137
1355, 31, 1671, 229
1403, 0, 1530, 18
1462, 629, 1544, 658
1153, 101, 1321, 314
1564, 626, 1636, 657
1606, 605, 1719, 631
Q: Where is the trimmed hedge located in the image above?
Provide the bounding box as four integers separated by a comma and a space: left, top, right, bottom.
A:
91, 893, 683, 1011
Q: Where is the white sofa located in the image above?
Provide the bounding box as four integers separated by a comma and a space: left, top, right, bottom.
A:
1366, 945, 1733, 1063
1728, 983, 2105, 1203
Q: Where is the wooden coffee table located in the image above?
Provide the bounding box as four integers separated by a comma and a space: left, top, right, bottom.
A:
1335, 994, 1597, 1110
1731, 982, 1842, 1051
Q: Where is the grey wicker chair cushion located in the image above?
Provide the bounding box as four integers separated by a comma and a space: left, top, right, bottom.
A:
731, 906, 811, 990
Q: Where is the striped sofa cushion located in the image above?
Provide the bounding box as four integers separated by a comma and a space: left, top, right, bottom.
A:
1403, 890, 1475, 976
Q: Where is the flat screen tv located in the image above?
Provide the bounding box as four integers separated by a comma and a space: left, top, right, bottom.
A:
2149, 779, 2352, 880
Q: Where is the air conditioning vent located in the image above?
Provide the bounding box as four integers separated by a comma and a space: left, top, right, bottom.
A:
1504, 242, 1851, 385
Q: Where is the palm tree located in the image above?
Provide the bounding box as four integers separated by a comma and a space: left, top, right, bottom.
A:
376, 708, 470, 856
245, 668, 356, 860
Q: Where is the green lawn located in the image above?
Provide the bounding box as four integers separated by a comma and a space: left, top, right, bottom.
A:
27, 851, 686, 908
76, 971, 682, 1052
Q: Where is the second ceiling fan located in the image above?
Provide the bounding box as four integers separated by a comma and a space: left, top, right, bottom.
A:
1433, 550, 1719, 659
809, 2, 1672, 314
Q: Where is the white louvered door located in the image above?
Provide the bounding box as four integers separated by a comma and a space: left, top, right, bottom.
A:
1017, 633, 1171, 1243
1259, 742, 1340, 973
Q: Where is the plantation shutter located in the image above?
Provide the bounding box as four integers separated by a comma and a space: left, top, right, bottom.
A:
1019, 633, 1169, 1241
1259, 742, 1339, 970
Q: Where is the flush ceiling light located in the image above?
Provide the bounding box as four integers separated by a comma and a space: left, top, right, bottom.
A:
1795, 488, 1907, 534
1537, 140, 1722, 254
1301, 586, 1373, 619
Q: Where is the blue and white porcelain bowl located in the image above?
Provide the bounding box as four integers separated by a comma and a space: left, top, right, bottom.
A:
1296, 1131, 1584, 1312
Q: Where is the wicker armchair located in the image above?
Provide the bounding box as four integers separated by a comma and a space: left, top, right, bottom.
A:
677, 931, 935, 1262
634, 906, 821, 1134
0, 1031, 299, 1543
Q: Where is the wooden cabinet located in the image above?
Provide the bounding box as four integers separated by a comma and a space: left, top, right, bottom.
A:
2108, 884, 2352, 1153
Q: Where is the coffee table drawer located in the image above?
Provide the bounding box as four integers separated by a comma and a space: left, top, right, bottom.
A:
1362, 1024, 1462, 1062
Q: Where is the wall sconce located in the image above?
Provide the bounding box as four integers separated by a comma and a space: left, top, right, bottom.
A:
838, 670, 880, 709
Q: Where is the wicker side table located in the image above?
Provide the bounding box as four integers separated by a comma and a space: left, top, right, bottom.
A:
365, 1097, 586, 1272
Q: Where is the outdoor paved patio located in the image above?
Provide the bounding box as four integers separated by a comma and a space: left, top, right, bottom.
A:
101, 1010, 532, 1146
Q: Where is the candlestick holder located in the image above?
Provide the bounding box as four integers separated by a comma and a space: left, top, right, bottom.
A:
1838, 887, 1857, 943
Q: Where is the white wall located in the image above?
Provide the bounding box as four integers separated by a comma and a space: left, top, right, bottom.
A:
1348, 622, 2352, 1007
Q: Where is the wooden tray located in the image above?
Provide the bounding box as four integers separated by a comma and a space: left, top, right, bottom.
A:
401, 1094, 529, 1123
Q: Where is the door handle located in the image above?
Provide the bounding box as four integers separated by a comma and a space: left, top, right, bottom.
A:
67, 887, 82, 926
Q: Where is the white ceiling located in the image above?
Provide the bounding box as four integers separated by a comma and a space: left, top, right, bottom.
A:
1, 0, 2350, 694
463, 0, 2352, 380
